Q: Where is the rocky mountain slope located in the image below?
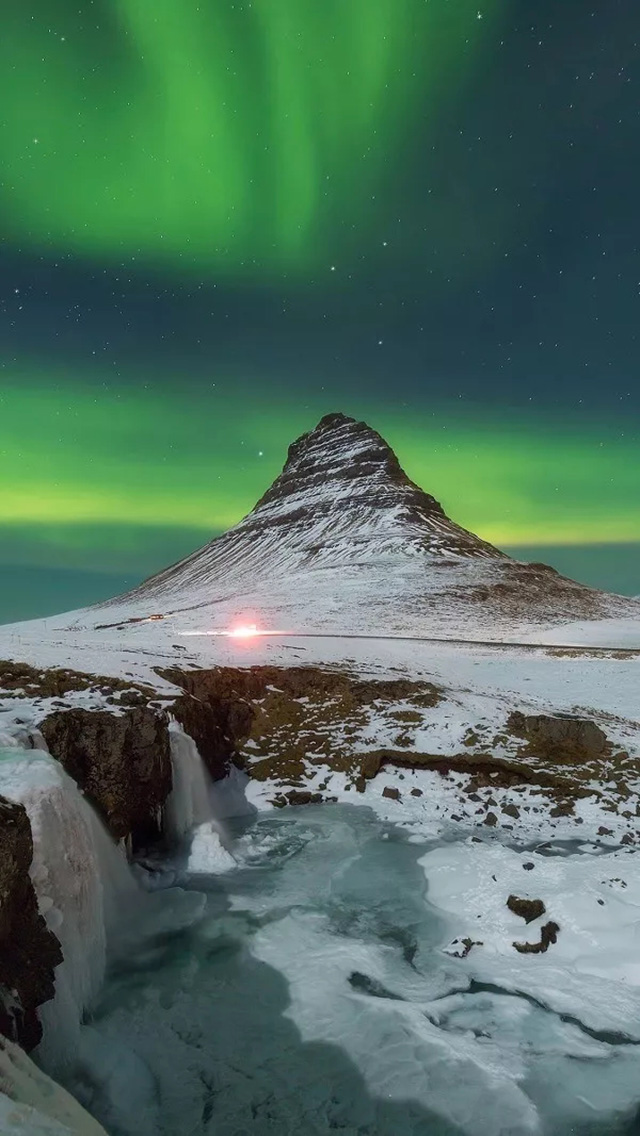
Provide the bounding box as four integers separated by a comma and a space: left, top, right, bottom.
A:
92, 411, 636, 638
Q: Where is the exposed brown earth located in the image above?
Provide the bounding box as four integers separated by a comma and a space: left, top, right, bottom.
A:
0, 797, 62, 1050
160, 665, 637, 820
507, 895, 546, 924
160, 664, 442, 784
1, 657, 637, 853
513, 921, 560, 955
0, 659, 154, 701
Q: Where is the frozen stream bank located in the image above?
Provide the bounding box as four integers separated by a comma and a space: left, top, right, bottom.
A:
60, 805, 640, 1136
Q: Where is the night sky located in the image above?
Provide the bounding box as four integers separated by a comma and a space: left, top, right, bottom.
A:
1, 0, 639, 622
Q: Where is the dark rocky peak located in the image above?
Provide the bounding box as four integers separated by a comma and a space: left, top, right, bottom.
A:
252, 412, 446, 521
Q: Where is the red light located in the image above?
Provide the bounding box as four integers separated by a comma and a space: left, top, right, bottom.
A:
228, 624, 259, 639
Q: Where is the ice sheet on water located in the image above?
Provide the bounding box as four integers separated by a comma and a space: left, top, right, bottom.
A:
420, 839, 640, 1035
59, 806, 640, 1136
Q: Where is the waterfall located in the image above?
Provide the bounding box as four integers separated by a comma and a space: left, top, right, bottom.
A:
164, 723, 214, 842
164, 724, 247, 873
0, 750, 138, 1076
0, 725, 232, 1080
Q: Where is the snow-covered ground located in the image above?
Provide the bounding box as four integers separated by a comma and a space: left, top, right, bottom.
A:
1, 622, 639, 842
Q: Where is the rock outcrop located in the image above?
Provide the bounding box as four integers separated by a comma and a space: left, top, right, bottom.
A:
513, 921, 560, 955
507, 712, 608, 762
506, 895, 546, 924
160, 665, 442, 785
0, 798, 62, 1050
40, 707, 172, 843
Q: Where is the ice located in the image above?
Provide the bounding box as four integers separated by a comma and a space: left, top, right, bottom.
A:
419, 839, 640, 1035
163, 725, 246, 870
0, 750, 138, 1074
186, 821, 237, 873
56, 805, 640, 1136
0, 1038, 108, 1134
163, 723, 212, 841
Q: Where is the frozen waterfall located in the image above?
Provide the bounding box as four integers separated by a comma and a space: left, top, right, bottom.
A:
0, 750, 137, 1075
0, 726, 228, 1081
0, 1037, 108, 1135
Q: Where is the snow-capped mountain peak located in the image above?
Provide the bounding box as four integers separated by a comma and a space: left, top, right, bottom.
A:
130, 413, 503, 604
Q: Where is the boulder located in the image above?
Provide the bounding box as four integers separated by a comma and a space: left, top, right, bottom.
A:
506, 895, 546, 924
507, 712, 607, 762
513, 921, 560, 955
360, 753, 383, 780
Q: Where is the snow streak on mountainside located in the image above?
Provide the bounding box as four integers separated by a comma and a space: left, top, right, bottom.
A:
96, 412, 636, 637
122, 412, 505, 595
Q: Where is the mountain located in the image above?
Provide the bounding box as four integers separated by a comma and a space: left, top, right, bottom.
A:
96, 411, 635, 638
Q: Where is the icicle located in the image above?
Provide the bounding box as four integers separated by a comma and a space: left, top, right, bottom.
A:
164, 723, 213, 842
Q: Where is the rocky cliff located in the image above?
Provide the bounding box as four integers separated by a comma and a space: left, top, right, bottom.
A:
40, 706, 172, 843
0, 797, 62, 1050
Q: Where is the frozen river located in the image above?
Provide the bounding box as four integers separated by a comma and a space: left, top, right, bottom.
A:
57, 803, 640, 1136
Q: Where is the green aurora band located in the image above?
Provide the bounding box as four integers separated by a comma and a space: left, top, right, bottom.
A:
1, 379, 637, 573
1, 0, 501, 272
1, 1, 637, 601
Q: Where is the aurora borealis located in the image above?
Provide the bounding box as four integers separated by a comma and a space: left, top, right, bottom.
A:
0, 0, 495, 270
1, 0, 639, 620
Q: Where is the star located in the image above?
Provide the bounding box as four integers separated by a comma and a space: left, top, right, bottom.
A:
477, 10, 483, 19
33, 138, 39, 145
258, 450, 264, 457
330, 265, 336, 272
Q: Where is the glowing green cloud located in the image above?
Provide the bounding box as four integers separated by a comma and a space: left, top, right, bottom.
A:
0, 0, 500, 273
1, 376, 637, 574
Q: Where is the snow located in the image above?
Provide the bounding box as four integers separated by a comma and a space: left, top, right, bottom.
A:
0, 749, 138, 1075
420, 839, 640, 1034
62, 805, 640, 1136
0, 414, 639, 1129
0, 418, 637, 686
525, 616, 640, 649
186, 821, 237, 873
